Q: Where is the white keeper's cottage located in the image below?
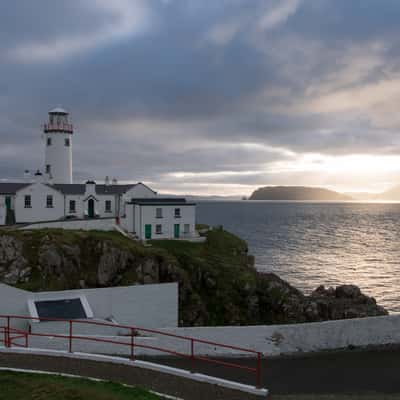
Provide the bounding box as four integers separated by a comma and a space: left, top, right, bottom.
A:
0, 108, 197, 240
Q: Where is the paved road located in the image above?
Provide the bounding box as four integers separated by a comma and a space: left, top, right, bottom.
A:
143, 346, 400, 395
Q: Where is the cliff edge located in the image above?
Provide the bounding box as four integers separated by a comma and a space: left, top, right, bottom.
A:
0, 228, 386, 326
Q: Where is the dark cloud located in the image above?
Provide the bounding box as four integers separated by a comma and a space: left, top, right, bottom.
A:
1, 1, 400, 193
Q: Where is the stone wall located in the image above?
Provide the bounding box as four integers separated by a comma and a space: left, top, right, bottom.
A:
19, 218, 117, 231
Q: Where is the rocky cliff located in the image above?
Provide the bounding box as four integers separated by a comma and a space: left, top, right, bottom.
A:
0, 228, 387, 326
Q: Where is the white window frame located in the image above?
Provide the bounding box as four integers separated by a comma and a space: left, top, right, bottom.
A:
46, 195, 53, 208
105, 200, 112, 213
156, 224, 162, 234
69, 200, 76, 213
24, 195, 31, 208
156, 207, 163, 218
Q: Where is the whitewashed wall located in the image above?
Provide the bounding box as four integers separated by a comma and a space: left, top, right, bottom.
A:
15, 183, 64, 223
19, 218, 117, 231
0, 197, 5, 226
124, 183, 157, 199
21, 314, 400, 358
121, 203, 134, 232
133, 204, 196, 239
0, 282, 178, 332
44, 132, 73, 184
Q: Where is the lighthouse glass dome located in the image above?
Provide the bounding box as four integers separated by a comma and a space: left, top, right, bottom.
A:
44, 107, 73, 133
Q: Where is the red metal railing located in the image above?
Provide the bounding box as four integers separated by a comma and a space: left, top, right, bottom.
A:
43, 123, 73, 133
0, 315, 263, 388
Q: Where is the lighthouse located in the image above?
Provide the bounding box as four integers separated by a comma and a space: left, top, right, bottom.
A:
43, 107, 73, 184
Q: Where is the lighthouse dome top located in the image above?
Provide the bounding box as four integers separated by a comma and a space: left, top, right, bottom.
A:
49, 107, 68, 115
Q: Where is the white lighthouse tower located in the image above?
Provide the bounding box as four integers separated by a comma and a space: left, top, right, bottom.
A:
43, 107, 73, 184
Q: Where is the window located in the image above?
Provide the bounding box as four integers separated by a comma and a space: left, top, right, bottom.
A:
47, 137, 52, 146
46, 195, 53, 208
34, 298, 88, 320
184, 224, 190, 234
69, 200, 76, 213
65, 138, 70, 147
156, 224, 162, 234
156, 208, 163, 218
105, 200, 112, 213
24, 195, 31, 208
174, 208, 181, 218
46, 164, 51, 174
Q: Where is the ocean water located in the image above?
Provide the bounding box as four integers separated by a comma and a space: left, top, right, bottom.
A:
196, 201, 400, 313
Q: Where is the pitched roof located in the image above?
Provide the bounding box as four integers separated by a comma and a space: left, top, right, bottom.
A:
52, 183, 137, 195
128, 198, 195, 206
0, 182, 30, 195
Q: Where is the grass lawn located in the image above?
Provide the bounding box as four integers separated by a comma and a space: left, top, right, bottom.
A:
0, 370, 161, 400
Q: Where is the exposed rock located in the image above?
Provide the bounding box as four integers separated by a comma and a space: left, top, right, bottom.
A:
97, 243, 130, 285
0, 235, 29, 284
0, 229, 389, 326
307, 284, 388, 321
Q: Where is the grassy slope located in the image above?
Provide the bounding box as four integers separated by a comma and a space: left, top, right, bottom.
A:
0, 370, 160, 400
1, 227, 279, 326
149, 227, 258, 325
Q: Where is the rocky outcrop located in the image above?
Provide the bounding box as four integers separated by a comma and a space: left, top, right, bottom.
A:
0, 235, 30, 284
0, 229, 388, 326
306, 284, 388, 320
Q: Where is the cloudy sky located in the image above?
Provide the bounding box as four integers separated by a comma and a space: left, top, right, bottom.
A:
2, 0, 400, 195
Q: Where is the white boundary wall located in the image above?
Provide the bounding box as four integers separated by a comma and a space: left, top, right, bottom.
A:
0, 282, 178, 331
15, 314, 400, 358
20, 218, 117, 231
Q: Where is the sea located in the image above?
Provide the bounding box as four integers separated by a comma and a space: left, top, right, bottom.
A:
196, 201, 400, 313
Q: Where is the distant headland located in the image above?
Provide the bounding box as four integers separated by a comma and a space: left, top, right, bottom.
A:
249, 186, 353, 201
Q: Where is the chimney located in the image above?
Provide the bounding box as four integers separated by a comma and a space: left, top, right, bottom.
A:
24, 170, 31, 182
112, 177, 118, 185
105, 176, 110, 186
85, 180, 96, 196
34, 170, 44, 183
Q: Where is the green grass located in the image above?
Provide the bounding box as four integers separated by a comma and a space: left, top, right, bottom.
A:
2, 227, 270, 326
0, 370, 161, 400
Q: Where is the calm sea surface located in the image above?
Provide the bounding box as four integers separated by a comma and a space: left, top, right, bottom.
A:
196, 201, 400, 313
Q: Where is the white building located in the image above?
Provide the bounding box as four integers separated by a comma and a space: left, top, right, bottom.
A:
0, 108, 197, 240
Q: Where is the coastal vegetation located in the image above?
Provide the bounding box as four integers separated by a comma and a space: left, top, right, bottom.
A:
0, 370, 160, 400
0, 227, 387, 326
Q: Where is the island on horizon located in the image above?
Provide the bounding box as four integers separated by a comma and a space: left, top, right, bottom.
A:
249, 186, 353, 201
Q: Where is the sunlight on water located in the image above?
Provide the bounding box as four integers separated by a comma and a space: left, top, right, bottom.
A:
197, 201, 400, 313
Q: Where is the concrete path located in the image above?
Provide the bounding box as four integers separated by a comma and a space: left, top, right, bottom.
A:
0, 351, 267, 400
145, 345, 400, 396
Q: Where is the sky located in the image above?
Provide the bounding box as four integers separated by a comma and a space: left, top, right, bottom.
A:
2, 0, 400, 196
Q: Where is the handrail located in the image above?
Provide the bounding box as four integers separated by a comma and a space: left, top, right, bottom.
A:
0, 315, 263, 388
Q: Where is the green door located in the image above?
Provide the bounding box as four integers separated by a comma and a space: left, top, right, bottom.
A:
174, 224, 180, 238
5, 197, 11, 211
145, 224, 152, 239
88, 199, 95, 218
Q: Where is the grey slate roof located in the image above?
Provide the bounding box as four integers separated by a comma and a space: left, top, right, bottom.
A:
52, 184, 137, 195
0, 182, 138, 196
128, 198, 195, 206
0, 182, 30, 195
